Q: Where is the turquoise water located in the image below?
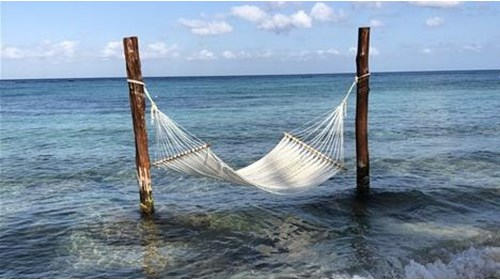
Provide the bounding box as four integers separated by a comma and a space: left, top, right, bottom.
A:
1, 70, 499, 278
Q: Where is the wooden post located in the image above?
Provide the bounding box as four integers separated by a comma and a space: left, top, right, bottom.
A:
123, 36, 154, 215
355, 27, 370, 194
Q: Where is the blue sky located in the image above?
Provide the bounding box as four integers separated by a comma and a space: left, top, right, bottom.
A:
1, 1, 499, 79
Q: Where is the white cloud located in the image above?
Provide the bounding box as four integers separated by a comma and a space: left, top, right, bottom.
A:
187, 49, 217, 61
1, 47, 24, 59
222, 51, 237, 59
310, 2, 346, 22
421, 48, 433, 54
267, 1, 288, 10
462, 43, 482, 53
143, 42, 179, 59
56, 41, 77, 57
286, 48, 344, 60
327, 49, 341, 55
292, 50, 320, 61
218, 48, 344, 61
37, 40, 78, 59
255, 49, 274, 58
222, 50, 252, 60
315, 49, 340, 56
425, 16, 444, 27
1, 40, 78, 60
370, 47, 380, 56
101, 41, 178, 60
179, 18, 233, 36
291, 10, 313, 28
348, 47, 357, 55
231, 4, 314, 34
353, 1, 383, 9
317, 48, 341, 56
259, 10, 312, 33
311, 2, 333, 22
348, 46, 380, 56
231, 5, 267, 22
370, 19, 384, 28
101, 41, 122, 59
258, 14, 291, 32
410, 1, 461, 8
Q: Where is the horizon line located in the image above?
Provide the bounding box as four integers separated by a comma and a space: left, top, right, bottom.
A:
1, 68, 499, 81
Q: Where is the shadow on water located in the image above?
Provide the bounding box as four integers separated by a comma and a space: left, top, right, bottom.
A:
130, 188, 438, 277
134, 189, 397, 278
348, 193, 376, 276
1, 185, 497, 278
140, 216, 166, 278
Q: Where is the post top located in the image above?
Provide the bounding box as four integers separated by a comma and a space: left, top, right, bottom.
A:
123, 36, 138, 42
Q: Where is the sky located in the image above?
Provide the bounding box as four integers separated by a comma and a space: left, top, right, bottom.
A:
1, 1, 499, 79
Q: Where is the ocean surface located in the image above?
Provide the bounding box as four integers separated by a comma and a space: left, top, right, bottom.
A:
1, 70, 499, 278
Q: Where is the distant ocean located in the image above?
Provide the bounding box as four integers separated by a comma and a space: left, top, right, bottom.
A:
1, 70, 499, 278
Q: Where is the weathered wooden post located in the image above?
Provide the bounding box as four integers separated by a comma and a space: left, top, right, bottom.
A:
123, 36, 154, 214
355, 27, 370, 194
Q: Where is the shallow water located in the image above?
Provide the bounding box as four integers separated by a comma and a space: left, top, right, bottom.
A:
1, 70, 499, 278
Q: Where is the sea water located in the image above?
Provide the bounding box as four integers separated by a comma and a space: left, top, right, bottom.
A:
1, 70, 499, 278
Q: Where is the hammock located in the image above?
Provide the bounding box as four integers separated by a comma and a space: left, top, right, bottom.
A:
128, 75, 367, 194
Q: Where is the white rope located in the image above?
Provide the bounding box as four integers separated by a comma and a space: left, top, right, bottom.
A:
127, 79, 157, 113
126, 74, 368, 194
356, 72, 370, 81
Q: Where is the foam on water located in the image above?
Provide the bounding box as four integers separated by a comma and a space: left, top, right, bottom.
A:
404, 246, 500, 278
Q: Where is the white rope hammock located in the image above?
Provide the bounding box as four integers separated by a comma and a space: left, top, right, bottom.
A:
128, 74, 368, 194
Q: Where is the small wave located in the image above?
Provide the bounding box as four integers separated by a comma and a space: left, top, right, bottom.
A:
404, 246, 500, 278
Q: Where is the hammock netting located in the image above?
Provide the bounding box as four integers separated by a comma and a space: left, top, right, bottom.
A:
130, 76, 363, 194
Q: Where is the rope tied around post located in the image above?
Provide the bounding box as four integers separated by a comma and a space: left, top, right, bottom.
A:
127, 79, 159, 120
127, 79, 156, 105
342, 73, 370, 104
355, 72, 370, 82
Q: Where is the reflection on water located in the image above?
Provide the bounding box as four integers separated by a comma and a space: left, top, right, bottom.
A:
349, 194, 375, 277
140, 217, 167, 278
